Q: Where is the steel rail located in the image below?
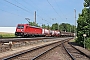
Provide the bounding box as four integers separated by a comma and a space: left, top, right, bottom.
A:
0, 37, 55, 42
62, 43, 75, 60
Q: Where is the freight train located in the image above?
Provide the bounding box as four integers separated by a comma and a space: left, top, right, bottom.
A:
15, 24, 74, 37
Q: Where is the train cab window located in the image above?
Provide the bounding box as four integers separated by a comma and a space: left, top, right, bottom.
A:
17, 25, 24, 29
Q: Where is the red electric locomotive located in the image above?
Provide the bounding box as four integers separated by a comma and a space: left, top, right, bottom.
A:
15, 24, 44, 37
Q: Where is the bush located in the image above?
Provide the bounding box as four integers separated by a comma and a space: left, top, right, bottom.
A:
0, 35, 2, 38
85, 38, 90, 50
75, 37, 84, 47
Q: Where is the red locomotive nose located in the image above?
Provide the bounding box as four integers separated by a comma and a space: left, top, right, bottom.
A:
16, 25, 24, 32
15, 24, 25, 36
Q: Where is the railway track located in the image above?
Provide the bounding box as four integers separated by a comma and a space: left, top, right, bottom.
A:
31, 42, 72, 60
1, 38, 74, 60
0, 37, 55, 42
2, 38, 65, 60
1, 37, 89, 60
0, 37, 60, 53
63, 42, 90, 60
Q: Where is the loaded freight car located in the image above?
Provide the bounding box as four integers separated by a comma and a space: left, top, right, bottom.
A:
15, 24, 44, 37
51, 30, 60, 37
54, 30, 60, 37
60, 31, 74, 37
42, 29, 52, 37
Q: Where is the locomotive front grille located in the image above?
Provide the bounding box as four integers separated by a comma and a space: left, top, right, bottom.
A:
15, 32, 24, 36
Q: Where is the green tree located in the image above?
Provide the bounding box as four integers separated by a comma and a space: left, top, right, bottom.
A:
59, 23, 67, 31
59, 23, 75, 32
51, 23, 58, 30
84, 0, 90, 7
29, 22, 40, 27
77, 0, 90, 47
85, 38, 90, 50
47, 25, 50, 29
42, 24, 46, 28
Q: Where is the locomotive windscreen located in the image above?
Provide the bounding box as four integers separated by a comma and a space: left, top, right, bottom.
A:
17, 25, 24, 29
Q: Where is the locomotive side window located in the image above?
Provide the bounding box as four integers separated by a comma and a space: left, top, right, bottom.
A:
17, 25, 24, 29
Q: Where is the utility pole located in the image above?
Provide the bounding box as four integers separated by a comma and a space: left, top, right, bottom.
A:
74, 9, 76, 38
58, 23, 59, 31
83, 34, 86, 48
34, 11, 36, 25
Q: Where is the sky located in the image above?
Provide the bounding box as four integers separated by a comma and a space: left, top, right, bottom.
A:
0, 0, 84, 27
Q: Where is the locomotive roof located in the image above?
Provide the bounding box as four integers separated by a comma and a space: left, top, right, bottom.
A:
17, 24, 42, 28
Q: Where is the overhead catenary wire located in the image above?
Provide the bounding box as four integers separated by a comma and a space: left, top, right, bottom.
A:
15, 0, 52, 25
0, 1, 29, 19
14, 0, 33, 14
0, 9, 24, 17
54, 0, 67, 20
22, 0, 38, 11
22, 0, 52, 24
47, 0, 64, 30
3, 0, 54, 26
47, 0, 63, 20
3, 0, 48, 23
4, 0, 32, 14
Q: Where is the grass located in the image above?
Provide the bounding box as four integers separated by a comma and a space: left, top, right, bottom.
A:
69, 39, 76, 42
0, 32, 15, 37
